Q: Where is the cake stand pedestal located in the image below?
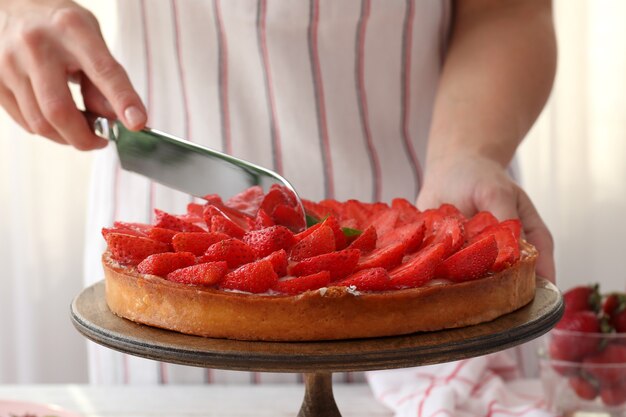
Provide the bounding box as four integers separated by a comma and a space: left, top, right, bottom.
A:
71, 278, 562, 417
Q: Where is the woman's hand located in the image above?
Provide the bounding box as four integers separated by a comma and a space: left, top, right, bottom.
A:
417, 152, 556, 283
0, 0, 146, 150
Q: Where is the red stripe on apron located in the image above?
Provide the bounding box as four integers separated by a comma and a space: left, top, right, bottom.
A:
257, 0, 284, 175
355, 0, 382, 202
400, 0, 422, 199
308, 0, 335, 199
214, 0, 232, 155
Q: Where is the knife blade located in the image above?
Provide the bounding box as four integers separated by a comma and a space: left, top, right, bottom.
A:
91, 116, 305, 227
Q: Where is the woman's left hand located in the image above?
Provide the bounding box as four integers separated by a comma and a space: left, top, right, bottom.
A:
416, 152, 555, 283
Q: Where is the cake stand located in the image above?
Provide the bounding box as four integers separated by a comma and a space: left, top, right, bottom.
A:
71, 278, 562, 417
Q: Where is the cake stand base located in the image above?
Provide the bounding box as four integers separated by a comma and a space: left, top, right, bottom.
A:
71, 278, 562, 417
299, 373, 341, 417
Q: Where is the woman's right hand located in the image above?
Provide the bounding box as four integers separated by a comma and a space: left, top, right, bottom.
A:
0, 0, 146, 150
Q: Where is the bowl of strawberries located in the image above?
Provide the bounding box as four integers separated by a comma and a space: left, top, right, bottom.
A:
540, 284, 626, 415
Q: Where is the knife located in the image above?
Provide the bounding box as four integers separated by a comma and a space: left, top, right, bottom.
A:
90, 116, 306, 227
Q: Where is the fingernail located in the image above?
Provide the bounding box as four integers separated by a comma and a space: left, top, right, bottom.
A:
124, 105, 146, 128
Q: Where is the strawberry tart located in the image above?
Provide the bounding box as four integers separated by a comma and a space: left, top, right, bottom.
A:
101, 185, 538, 341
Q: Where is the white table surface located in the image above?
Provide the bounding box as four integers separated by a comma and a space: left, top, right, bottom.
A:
0, 384, 392, 417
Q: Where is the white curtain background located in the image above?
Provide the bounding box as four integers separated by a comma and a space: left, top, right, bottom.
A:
0, 0, 624, 383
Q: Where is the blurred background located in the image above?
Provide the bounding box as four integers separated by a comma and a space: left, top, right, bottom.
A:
1, 0, 625, 384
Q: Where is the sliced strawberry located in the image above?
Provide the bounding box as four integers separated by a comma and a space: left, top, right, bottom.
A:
389, 242, 447, 288
341, 200, 374, 229
260, 188, 291, 216
112, 221, 152, 236
348, 225, 377, 253
435, 235, 497, 282
365, 209, 399, 238
200, 193, 224, 206
263, 249, 288, 277
303, 199, 336, 222
186, 202, 206, 217
199, 238, 256, 268
154, 209, 205, 232
294, 222, 322, 242
166, 261, 228, 286
289, 249, 360, 281
391, 198, 421, 225
243, 225, 296, 258
254, 208, 275, 230
293, 216, 345, 247
203, 204, 253, 233
154, 209, 206, 232
470, 225, 521, 272
290, 225, 336, 261
271, 184, 299, 206
225, 185, 264, 216
220, 259, 278, 293
423, 216, 464, 256
319, 199, 345, 220
356, 240, 406, 271
437, 203, 466, 222
464, 211, 499, 240
172, 232, 230, 256
148, 227, 179, 244
102, 226, 146, 239
272, 271, 331, 295
210, 215, 246, 239
272, 204, 305, 232
105, 233, 170, 265
137, 252, 197, 277
336, 267, 390, 292
500, 218, 522, 241
176, 213, 205, 225
417, 209, 445, 240
322, 216, 348, 249
377, 221, 424, 253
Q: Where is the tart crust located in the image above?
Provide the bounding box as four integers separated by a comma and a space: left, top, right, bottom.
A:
103, 242, 537, 341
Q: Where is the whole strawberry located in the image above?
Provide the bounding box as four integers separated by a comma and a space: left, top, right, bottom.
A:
563, 284, 601, 314
583, 344, 626, 387
550, 310, 602, 362
603, 293, 626, 333
600, 380, 626, 407
568, 375, 599, 401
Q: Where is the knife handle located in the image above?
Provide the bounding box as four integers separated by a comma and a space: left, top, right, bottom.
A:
83, 111, 117, 141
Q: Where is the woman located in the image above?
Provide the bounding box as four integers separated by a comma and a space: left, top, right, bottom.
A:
0, 0, 556, 383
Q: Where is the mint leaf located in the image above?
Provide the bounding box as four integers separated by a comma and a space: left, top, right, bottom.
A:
341, 227, 362, 237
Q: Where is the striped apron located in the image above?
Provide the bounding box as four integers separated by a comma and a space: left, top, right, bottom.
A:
84, 0, 463, 384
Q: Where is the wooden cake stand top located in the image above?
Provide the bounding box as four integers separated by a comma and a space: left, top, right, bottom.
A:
71, 278, 562, 373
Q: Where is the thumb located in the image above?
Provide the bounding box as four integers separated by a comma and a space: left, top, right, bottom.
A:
516, 187, 556, 283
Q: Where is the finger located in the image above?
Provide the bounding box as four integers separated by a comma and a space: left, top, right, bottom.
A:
10, 76, 65, 144
80, 75, 117, 119
29, 61, 108, 151
516, 187, 556, 283
57, 12, 147, 130
0, 84, 34, 134
474, 182, 519, 221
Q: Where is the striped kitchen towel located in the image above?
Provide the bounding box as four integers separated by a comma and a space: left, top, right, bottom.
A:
366, 351, 554, 417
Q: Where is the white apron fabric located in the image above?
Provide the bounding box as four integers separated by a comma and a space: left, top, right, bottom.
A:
83, 0, 534, 385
